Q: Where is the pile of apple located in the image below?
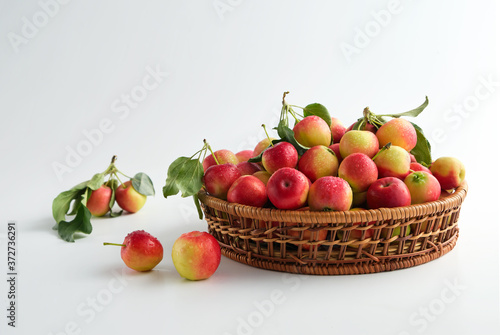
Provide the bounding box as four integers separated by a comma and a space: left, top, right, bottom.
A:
198, 94, 465, 213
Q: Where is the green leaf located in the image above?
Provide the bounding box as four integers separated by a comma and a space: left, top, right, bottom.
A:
410, 122, 432, 166
303, 103, 331, 127
193, 193, 203, 220
274, 121, 309, 156
52, 181, 89, 225
163, 157, 204, 198
378, 96, 429, 118
57, 205, 93, 242
87, 172, 106, 190
131, 172, 155, 196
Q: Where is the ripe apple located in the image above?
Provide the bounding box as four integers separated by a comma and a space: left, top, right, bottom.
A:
115, 181, 147, 213
253, 137, 276, 157
171, 231, 221, 281
202, 149, 239, 172
430, 157, 466, 190
253, 170, 271, 185
203, 163, 242, 200
267, 167, 309, 210
373, 145, 411, 179
298, 145, 339, 182
410, 162, 431, 174
338, 153, 378, 193
330, 117, 346, 143
367, 177, 411, 209
227, 175, 268, 207
293, 115, 332, 147
328, 143, 343, 163
404, 171, 441, 204
235, 150, 254, 163
339, 130, 379, 159
86, 185, 112, 216
236, 161, 262, 176
376, 118, 417, 152
261, 142, 299, 174
308, 176, 352, 211
103, 230, 164, 272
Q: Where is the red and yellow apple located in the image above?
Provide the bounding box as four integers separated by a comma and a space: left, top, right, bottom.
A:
293, 115, 332, 147
86, 185, 112, 216
298, 145, 339, 182
330, 117, 346, 143
404, 171, 441, 204
373, 145, 411, 180
376, 118, 417, 152
339, 130, 379, 159
235, 150, 254, 163
171, 231, 221, 281
430, 157, 465, 190
202, 149, 239, 172
262, 142, 298, 174
338, 153, 378, 193
115, 181, 147, 213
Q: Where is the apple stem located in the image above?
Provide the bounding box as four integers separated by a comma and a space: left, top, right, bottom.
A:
103, 242, 126, 247
205, 141, 220, 165
372, 142, 392, 161
113, 173, 127, 188
262, 124, 274, 147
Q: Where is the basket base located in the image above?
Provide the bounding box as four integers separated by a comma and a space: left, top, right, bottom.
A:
219, 232, 458, 275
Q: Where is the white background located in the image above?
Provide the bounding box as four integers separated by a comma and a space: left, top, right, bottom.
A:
0, 0, 499, 334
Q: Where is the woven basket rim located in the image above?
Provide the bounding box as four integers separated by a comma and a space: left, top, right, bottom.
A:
198, 181, 468, 224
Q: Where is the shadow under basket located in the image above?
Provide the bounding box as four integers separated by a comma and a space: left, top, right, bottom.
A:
198, 182, 467, 275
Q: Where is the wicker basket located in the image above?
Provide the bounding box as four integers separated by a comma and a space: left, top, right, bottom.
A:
198, 181, 467, 275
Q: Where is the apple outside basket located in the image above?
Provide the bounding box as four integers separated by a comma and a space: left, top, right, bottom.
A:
197, 181, 467, 275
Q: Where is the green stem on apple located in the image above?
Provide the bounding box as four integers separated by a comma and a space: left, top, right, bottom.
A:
372, 142, 392, 161
262, 124, 274, 147
204, 140, 220, 165
113, 172, 127, 188
103, 242, 126, 247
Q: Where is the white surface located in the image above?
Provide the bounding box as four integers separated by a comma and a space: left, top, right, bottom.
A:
0, 0, 499, 334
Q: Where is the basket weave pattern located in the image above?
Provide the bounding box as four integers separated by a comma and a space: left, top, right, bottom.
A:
198, 182, 467, 275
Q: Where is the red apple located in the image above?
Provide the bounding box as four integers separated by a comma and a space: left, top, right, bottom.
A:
202, 149, 239, 172
235, 150, 254, 163
338, 153, 378, 193
308, 176, 352, 211
267, 167, 309, 210
430, 157, 466, 190
236, 161, 262, 176
115, 181, 147, 213
373, 145, 411, 179
293, 115, 332, 147
104, 230, 164, 272
171, 231, 221, 281
367, 177, 411, 209
203, 164, 241, 200
86, 185, 112, 216
261, 142, 298, 174
330, 117, 346, 143
409, 162, 431, 174
227, 175, 267, 207
298, 145, 339, 182
339, 130, 379, 159
404, 171, 441, 204
376, 118, 417, 152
